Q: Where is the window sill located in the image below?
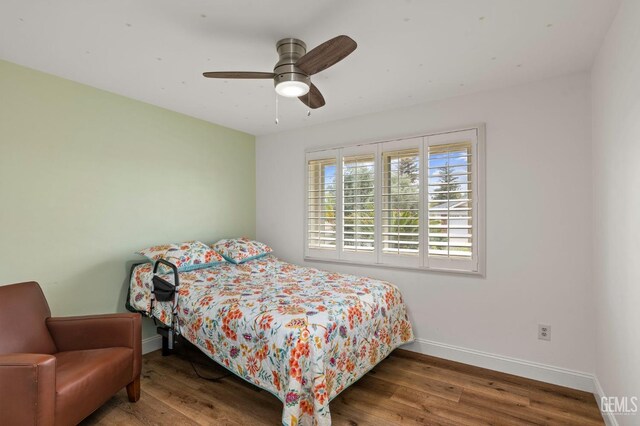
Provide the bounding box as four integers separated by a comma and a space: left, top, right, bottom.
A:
303, 256, 484, 277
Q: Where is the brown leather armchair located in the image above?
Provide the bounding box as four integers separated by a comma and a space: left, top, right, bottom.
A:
0, 281, 141, 425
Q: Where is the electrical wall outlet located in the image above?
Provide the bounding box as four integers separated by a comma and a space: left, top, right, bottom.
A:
538, 324, 551, 341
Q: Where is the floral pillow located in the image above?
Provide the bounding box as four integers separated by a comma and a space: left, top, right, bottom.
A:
136, 241, 225, 271
211, 238, 273, 264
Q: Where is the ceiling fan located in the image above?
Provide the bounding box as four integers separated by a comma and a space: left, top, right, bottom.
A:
202, 35, 357, 109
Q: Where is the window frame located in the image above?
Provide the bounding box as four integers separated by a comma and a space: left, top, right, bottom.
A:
303, 124, 485, 276
425, 129, 479, 273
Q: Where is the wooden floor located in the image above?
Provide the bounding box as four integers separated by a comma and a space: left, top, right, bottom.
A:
82, 346, 603, 425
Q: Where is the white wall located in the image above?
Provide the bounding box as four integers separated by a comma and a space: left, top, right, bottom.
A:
591, 0, 640, 423
257, 73, 595, 380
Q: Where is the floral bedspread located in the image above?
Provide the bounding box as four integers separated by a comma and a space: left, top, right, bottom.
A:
129, 255, 414, 425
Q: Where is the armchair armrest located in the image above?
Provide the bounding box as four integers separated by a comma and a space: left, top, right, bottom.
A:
0, 353, 56, 426
46, 313, 142, 377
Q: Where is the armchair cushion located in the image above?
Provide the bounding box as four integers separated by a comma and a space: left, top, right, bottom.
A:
55, 348, 133, 426
0, 353, 56, 426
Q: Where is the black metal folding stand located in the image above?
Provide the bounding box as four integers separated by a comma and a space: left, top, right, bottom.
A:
125, 260, 179, 357
150, 259, 180, 356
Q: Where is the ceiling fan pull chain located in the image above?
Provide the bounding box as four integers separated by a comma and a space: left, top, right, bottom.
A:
275, 93, 279, 124
307, 91, 311, 117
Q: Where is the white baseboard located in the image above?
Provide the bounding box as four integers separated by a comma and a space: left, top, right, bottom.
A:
593, 376, 619, 426
402, 338, 595, 393
142, 335, 162, 354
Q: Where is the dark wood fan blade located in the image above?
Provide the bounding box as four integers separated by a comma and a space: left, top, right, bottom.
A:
202, 71, 275, 79
299, 83, 326, 109
296, 35, 357, 76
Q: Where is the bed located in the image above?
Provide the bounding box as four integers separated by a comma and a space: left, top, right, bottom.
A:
128, 254, 414, 425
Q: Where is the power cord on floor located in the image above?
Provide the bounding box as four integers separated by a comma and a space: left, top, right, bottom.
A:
178, 338, 232, 382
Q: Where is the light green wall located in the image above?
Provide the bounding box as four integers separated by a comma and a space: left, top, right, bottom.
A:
0, 60, 256, 339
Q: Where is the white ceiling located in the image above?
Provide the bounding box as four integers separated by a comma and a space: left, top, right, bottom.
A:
0, 0, 620, 136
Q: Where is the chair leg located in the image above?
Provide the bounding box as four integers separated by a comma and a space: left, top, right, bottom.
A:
126, 376, 141, 402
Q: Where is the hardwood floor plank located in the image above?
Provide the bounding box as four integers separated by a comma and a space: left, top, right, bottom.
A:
393, 349, 594, 401
370, 362, 463, 402
141, 374, 243, 425
459, 388, 582, 425
390, 386, 516, 426
336, 386, 459, 426
83, 393, 148, 426
345, 373, 399, 398
81, 347, 604, 425
84, 389, 199, 426
529, 387, 602, 418
330, 396, 399, 426
150, 357, 282, 424
387, 354, 532, 403
528, 390, 604, 425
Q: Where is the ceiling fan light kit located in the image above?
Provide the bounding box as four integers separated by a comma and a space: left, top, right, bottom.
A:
202, 35, 357, 112
274, 80, 309, 97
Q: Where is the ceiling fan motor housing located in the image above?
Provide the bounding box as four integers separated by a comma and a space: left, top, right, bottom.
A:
274, 38, 310, 89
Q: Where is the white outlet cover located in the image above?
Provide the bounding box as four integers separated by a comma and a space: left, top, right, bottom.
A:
538, 324, 551, 341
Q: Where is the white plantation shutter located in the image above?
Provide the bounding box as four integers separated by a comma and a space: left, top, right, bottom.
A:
426, 130, 479, 272
304, 126, 484, 274
306, 151, 339, 258
342, 148, 376, 261
380, 138, 422, 267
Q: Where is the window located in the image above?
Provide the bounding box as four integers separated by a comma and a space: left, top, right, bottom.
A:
427, 143, 472, 258
306, 152, 338, 257
426, 130, 479, 271
342, 154, 375, 254
304, 126, 484, 274
380, 138, 422, 267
